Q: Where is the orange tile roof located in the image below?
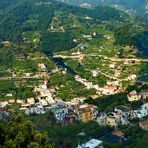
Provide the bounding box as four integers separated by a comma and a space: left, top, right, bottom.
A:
79, 106, 91, 113
140, 119, 148, 126
112, 130, 124, 137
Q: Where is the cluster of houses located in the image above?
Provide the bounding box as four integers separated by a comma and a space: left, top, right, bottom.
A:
0, 81, 55, 111
25, 81, 56, 114
0, 88, 148, 148
19, 81, 55, 112
77, 128, 131, 148
75, 75, 120, 95
107, 60, 137, 81
0, 79, 148, 132
25, 96, 98, 124
12, 62, 48, 78
37, 63, 48, 78
23, 84, 148, 130
1, 79, 147, 124
97, 103, 148, 128
0, 79, 148, 125
127, 90, 148, 102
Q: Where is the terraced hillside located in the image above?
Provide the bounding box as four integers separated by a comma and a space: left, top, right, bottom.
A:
0, 0, 147, 102
0, 1, 148, 148
58, 0, 148, 18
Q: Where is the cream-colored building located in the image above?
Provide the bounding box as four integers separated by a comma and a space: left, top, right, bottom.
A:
106, 116, 117, 127
77, 104, 98, 123
127, 90, 141, 102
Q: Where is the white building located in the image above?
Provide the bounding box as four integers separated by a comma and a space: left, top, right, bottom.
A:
27, 98, 35, 105
0, 101, 8, 107
97, 113, 107, 126
128, 75, 137, 80
5, 93, 13, 97
137, 103, 148, 118
80, 3, 91, 9
131, 103, 148, 119
78, 139, 103, 148
109, 64, 116, 69
107, 81, 119, 86
34, 81, 55, 105
92, 70, 99, 77
25, 102, 45, 115
38, 63, 46, 70
52, 105, 68, 121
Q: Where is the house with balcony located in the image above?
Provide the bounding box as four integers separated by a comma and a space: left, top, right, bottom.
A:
106, 113, 118, 127
127, 90, 141, 102
76, 104, 98, 123
115, 105, 132, 119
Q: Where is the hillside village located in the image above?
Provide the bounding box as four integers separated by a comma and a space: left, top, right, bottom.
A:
1, 78, 148, 147
0, 17, 148, 147
1, 79, 148, 126
0, 0, 148, 147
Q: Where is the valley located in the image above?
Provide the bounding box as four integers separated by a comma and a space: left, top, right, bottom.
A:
0, 0, 148, 148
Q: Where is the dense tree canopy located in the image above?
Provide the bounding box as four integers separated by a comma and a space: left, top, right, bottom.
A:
0, 114, 55, 148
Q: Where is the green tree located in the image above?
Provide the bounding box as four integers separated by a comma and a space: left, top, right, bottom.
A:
15, 132, 25, 147
4, 139, 16, 148
28, 142, 39, 148
0, 114, 54, 148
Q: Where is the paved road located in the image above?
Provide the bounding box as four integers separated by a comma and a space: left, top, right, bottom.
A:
0, 76, 42, 81
53, 53, 148, 63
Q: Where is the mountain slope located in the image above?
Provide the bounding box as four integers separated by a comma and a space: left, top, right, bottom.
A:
58, 0, 148, 18
0, 0, 147, 55
0, 1, 148, 148
0, 0, 128, 48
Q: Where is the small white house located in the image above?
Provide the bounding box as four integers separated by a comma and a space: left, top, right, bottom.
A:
53, 105, 68, 121
78, 139, 103, 148
109, 64, 116, 69
92, 70, 99, 77
131, 103, 148, 119
138, 103, 148, 117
